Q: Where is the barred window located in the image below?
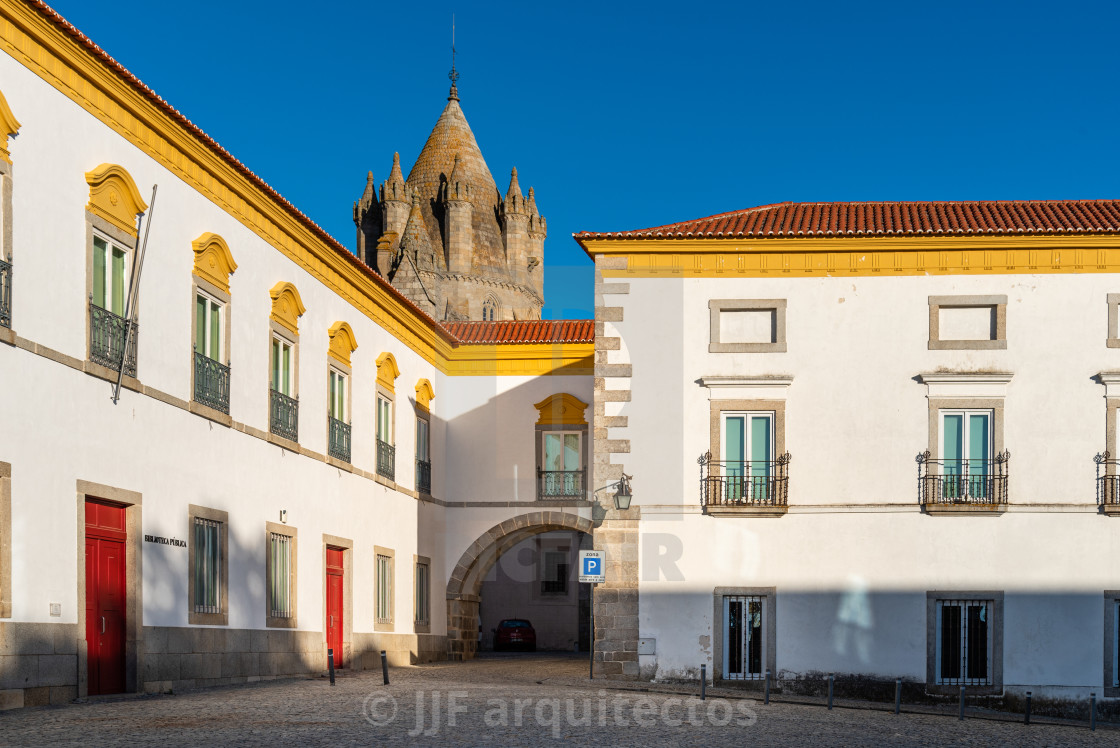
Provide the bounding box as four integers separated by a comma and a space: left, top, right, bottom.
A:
193, 517, 221, 614
936, 598, 993, 686
376, 554, 393, 623
414, 562, 429, 624
269, 532, 293, 618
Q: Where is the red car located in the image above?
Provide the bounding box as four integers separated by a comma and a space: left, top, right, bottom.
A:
493, 619, 537, 651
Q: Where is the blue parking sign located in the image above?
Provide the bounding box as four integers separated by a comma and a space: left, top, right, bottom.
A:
578, 550, 605, 582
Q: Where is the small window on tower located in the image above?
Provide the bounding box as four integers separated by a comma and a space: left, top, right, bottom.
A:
482, 297, 498, 321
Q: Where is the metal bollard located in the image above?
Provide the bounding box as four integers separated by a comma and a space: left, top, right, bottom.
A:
381, 650, 389, 685
327, 648, 336, 686
1025, 691, 1031, 725
959, 686, 965, 721
764, 669, 771, 705
1091, 692, 1097, 732
894, 678, 901, 715
827, 673, 834, 710
700, 664, 706, 701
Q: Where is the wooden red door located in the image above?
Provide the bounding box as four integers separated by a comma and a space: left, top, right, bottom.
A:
85, 500, 127, 695
326, 547, 344, 668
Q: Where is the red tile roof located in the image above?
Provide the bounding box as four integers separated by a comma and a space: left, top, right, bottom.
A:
574, 200, 1120, 246
26, 1, 456, 343
442, 320, 595, 345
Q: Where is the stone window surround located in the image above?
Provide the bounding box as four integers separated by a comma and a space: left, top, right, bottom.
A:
708, 299, 787, 353
924, 397, 1005, 467
1107, 295, 1120, 349
328, 359, 352, 424
85, 213, 139, 375
265, 521, 297, 629
1104, 592, 1120, 697
925, 590, 1004, 695
188, 504, 229, 626
375, 545, 395, 631
322, 534, 353, 666
928, 295, 1007, 350
711, 586, 777, 683
414, 406, 431, 498
189, 275, 232, 425
0, 461, 10, 618
414, 554, 431, 633
377, 384, 395, 446
1103, 378, 1120, 478
534, 423, 590, 500
76, 479, 143, 697
708, 399, 787, 467
269, 320, 299, 397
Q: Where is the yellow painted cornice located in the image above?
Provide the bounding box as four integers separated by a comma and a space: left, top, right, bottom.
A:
269, 282, 306, 336
534, 393, 589, 425
327, 321, 358, 367
414, 378, 435, 411
445, 343, 594, 377
85, 163, 147, 237
581, 234, 1120, 278
192, 232, 237, 295
0, 86, 20, 163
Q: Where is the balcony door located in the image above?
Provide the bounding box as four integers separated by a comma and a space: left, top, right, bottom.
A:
722, 413, 773, 502
941, 411, 991, 500
542, 432, 581, 496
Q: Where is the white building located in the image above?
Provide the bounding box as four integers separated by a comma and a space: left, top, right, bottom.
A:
577, 201, 1120, 705
0, 2, 593, 708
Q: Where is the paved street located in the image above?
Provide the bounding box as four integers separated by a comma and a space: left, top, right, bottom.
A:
1, 653, 1115, 746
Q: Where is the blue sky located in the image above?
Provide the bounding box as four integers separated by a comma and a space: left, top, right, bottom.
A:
46, 0, 1120, 319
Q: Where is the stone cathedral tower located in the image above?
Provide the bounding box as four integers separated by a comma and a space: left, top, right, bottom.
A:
353, 77, 546, 321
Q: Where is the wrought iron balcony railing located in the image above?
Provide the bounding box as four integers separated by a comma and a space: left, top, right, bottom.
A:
269, 388, 298, 442
89, 302, 137, 377
193, 350, 230, 414
1095, 452, 1120, 507
328, 416, 351, 463
537, 469, 586, 499
917, 451, 1010, 506
377, 439, 395, 480
0, 256, 10, 329
699, 452, 791, 508
416, 458, 431, 494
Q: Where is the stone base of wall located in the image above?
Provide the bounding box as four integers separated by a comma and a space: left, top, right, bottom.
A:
0, 621, 80, 710
0, 622, 447, 709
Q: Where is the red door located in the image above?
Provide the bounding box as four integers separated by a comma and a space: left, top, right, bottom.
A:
326, 547, 344, 668
85, 500, 127, 695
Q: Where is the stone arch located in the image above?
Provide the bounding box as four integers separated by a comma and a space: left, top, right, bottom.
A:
446, 511, 594, 660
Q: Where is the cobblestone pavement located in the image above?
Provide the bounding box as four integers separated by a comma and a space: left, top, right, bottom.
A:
1, 653, 1116, 746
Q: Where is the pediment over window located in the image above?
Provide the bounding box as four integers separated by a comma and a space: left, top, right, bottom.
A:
192, 233, 238, 294
0, 88, 20, 163
327, 321, 358, 367
85, 163, 147, 236
376, 352, 400, 393
415, 378, 435, 411
534, 393, 588, 426
269, 282, 306, 335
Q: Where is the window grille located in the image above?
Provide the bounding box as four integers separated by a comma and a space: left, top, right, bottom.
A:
269, 532, 292, 618
935, 599, 993, 686
193, 517, 221, 614
723, 595, 765, 680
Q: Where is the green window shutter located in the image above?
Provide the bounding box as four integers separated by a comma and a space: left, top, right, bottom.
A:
195, 295, 206, 353
92, 238, 107, 309
111, 247, 126, 315
968, 414, 990, 463
564, 433, 580, 470
750, 416, 771, 463
209, 301, 220, 360
943, 414, 963, 464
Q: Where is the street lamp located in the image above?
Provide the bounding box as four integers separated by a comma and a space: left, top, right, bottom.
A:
594, 473, 634, 511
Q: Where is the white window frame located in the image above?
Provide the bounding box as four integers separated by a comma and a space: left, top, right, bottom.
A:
377, 394, 393, 445
91, 231, 131, 316
937, 409, 993, 502
271, 333, 294, 396
541, 431, 583, 471
194, 288, 224, 362
328, 366, 348, 422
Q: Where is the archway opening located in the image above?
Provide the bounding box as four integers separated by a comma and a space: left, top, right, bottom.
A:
446, 512, 594, 660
